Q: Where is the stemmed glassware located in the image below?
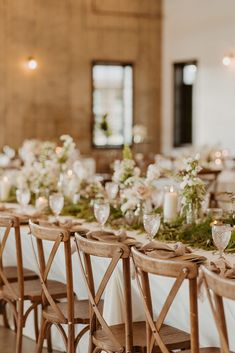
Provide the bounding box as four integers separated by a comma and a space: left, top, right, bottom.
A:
143, 213, 161, 240
49, 193, 64, 222
16, 188, 31, 212
212, 224, 232, 258
93, 200, 110, 230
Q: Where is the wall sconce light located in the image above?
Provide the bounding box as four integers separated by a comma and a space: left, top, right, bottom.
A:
27, 57, 38, 70
222, 54, 235, 66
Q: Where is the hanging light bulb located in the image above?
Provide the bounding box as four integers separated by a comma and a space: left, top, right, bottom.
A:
222, 55, 232, 66
27, 57, 38, 70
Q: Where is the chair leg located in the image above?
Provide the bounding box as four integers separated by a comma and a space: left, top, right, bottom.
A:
15, 300, 24, 353
13, 301, 17, 332
46, 324, 53, 353
35, 317, 48, 353
67, 323, 75, 353
34, 305, 39, 341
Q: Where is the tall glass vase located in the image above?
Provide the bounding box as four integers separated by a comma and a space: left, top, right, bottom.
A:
186, 203, 200, 224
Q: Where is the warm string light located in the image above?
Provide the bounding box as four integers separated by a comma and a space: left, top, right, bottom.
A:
27, 57, 38, 70
222, 53, 235, 67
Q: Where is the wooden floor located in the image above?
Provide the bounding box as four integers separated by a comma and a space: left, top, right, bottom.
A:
0, 326, 62, 353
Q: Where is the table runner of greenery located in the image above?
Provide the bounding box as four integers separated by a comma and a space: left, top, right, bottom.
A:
61, 198, 235, 253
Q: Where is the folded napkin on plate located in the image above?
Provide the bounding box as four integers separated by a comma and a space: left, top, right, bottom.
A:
208, 258, 235, 279
86, 230, 141, 247
0, 209, 45, 224
39, 220, 88, 234
141, 241, 207, 264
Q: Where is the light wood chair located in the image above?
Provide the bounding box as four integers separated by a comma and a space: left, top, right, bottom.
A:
0, 215, 68, 353
0, 213, 39, 328
131, 246, 214, 353
75, 232, 190, 353
202, 266, 235, 353
29, 220, 90, 353
198, 169, 221, 208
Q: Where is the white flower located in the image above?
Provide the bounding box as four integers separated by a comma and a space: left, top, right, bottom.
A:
146, 164, 161, 182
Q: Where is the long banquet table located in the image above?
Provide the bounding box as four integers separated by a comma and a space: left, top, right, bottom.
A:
1, 218, 235, 353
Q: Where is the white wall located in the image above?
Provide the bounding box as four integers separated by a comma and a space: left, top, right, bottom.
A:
162, 0, 235, 154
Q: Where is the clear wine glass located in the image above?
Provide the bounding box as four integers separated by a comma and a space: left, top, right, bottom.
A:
143, 213, 161, 240
105, 182, 119, 200
16, 188, 31, 212
212, 224, 232, 258
94, 200, 110, 230
49, 193, 64, 222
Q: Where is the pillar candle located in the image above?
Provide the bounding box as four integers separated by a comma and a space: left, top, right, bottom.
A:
0, 176, 11, 201
163, 187, 178, 222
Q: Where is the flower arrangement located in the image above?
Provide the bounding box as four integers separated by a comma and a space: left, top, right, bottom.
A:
17, 135, 77, 194
120, 176, 153, 214
99, 113, 112, 138
112, 145, 140, 185
178, 157, 206, 223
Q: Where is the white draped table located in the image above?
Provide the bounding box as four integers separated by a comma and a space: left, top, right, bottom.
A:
1, 219, 235, 352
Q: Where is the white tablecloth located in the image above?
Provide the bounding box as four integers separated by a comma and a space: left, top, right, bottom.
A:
1, 222, 235, 352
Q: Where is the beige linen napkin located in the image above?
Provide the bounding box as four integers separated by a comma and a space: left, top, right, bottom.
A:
86, 230, 141, 247
141, 241, 207, 264
0, 209, 45, 224
208, 258, 235, 279
38, 219, 88, 234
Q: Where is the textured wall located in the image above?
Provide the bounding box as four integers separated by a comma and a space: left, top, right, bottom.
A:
0, 0, 161, 169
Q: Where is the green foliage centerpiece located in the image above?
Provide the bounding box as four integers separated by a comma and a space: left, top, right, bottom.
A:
178, 157, 206, 224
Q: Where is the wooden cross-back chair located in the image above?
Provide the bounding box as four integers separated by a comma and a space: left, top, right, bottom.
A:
202, 266, 235, 353
0, 213, 38, 328
29, 220, 90, 353
75, 232, 135, 353
198, 169, 221, 208
131, 247, 205, 353
0, 214, 60, 353
75, 233, 191, 353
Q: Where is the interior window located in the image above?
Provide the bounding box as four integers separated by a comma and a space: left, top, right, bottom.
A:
173, 61, 197, 147
92, 63, 133, 148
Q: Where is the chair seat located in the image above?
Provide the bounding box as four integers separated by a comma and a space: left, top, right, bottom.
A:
4, 266, 38, 282
184, 348, 234, 353
43, 300, 90, 324
1, 279, 67, 301
93, 321, 190, 352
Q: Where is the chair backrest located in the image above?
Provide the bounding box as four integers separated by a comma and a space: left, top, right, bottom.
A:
202, 265, 235, 353
75, 232, 132, 353
131, 246, 199, 353
29, 220, 74, 324
199, 169, 221, 207
0, 214, 24, 300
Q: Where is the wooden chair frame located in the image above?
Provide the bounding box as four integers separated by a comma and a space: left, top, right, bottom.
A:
202, 265, 235, 353
131, 247, 199, 353
0, 215, 42, 353
74, 232, 132, 353
29, 220, 89, 353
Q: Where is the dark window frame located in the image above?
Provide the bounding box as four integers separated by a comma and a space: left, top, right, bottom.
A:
173, 60, 198, 148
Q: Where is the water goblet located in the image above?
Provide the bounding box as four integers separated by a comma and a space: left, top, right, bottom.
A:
93, 200, 110, 230
49, 193, 64, 222
105, 182, 119, 201
16, 188, 31, 212
143, 213, 161, 240
212, 224, 232, 258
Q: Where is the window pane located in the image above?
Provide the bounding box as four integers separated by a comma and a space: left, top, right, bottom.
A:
92, 63, 133, 147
